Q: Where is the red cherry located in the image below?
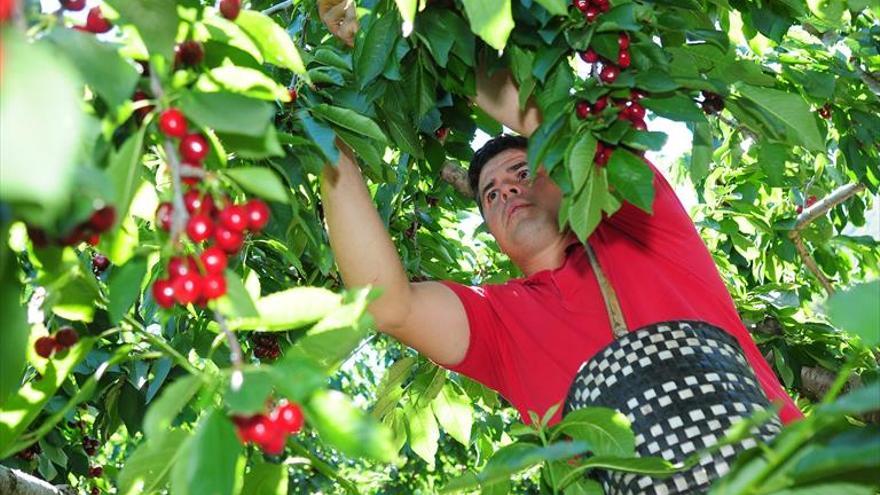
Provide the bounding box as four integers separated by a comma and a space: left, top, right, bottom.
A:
245, 199, 270, 232
631, 118, 647, 131
167, 256, 198, 280
60, 226, 88, 247
580, 48, 599, 64
175, 40, 204, 67
88, 234, 100, 246
584, 6, 600, 22
27, 226, 50, 249
89, 206, 116, 233
172, 273, 203, 305
92, 254, 110, 274
594, 0, 610, 11
152, 279, 176, 308
200, 246, 228, 275
434, 127, 449, 140
271, 401, 304, 434
35, 336, 57, 359
288, 87, 298, 104
617, 50, 631, 69
202, 273, 227, 300
573, 0, 590, 12
219, 0, 241, 20
247, 416, 285, 455
85, 7, 112, 33
630, 89, 646, 100
232, 415, 258, 443
56, 327, 79, 348
806, 195, 818, 207
599, 64, 620, 83
214, 227, 244, 254
576, 101, 591, 120
219, 205, 248, 232
156, 202, 173, 231
618, 33, 630, 50
158, 108, 188, 138
91, 488, 100, 495
186, 214, 214, 243
179, 134, 209, 163
61, 0, 86, 11
622, 102, 646, 121
88, 466, 103, 477
594, 142, 613, 167
592, 96, 608, 114
796, 205, 804, 214
183, 190, 215, 215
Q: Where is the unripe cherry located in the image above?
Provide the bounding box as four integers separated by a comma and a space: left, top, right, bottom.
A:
186, 214, 214, 243
200, 246, 228, 275
214, 227, 244, 254
245, 199, 270, 232
152, 279, 176, 308
158, 108, 188, 138
180, 134, 209, 163
172, 273, 203, 305
219, 205, 248, 232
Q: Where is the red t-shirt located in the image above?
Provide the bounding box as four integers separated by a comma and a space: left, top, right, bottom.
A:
439, 164, 802, 426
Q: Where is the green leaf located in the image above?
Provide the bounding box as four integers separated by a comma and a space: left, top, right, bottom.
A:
819, 381, 880, 417
826, 280, 880, 346
179, 409, 243, 495
641, 95, 707, 123
372, 356, 417, 421
269, 354, 327, 402
197, 66, 290, 101
0, 338, 94, 455
355, 12, 400, 88
431, 385, 473, 447
222, 167, 289, 203
550, 407, 635, 457
567, 133, 598, 193
297, 109, 339, 165
218, 126, 284, 160
200, 16, 264, 65
106, 127, 146, 228
178, 91, 273, 137
737, 84, 825, 152
407, 402, 440, 465
105, 0, 178, 61
143, 375, 204, 439
228, 287, 342, 332
569, 168, 609, 242
606, 149, 655, 213
689, 122, 712, 183
311, 104, 387, 143
620, 130, 667, 152
235, 10, 307, 75
394, 0, 417, 35
460, 0, 514, 50
0, 30, 81, 222
792, 427, 880, 484
117, 429, 191, 495
47, 28, 139, 108
0, 247, 28, 407
216, 271, 259, 319
307, 389, 397, 463
107, 256, 148, 324
225, 369, 274, 415
240, 461, 288, 495
533, 0, 568, 15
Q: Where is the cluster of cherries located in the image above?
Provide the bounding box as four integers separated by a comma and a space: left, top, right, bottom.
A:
796, 195, 818, 214
34, 327, 80, 359
578, 32, 631, 84
232, 400, 305, 454
59, 0, 113, 34
16, 443, 41, 461
700, 91, 725, 114
27, 205, 115, 249
576, 90, 649, 166
150, 108, 270, 309
573, 0, 611, 23
251, 333, 282, 361
82, 435, 100, 456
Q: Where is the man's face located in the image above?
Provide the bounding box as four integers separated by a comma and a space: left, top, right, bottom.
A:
477, 147, 564, 263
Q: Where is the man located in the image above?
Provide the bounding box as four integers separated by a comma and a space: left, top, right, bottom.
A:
317, 2, 802, 428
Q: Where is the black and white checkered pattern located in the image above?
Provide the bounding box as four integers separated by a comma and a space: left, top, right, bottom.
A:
564, 321, 782, 494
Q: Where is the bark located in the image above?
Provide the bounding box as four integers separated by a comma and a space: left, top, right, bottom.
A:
800, 366, 880, 424
0, 466, 75, 495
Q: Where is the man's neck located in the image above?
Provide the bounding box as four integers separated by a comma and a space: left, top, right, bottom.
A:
517, 231, 580, 277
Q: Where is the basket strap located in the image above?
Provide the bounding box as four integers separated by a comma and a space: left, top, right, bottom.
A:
585, 243, 628, 339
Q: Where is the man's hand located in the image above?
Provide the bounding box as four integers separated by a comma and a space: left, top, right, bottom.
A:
318, 0, 358, 48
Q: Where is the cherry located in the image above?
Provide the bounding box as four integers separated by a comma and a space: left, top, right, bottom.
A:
186, 214, 214, 243
617, 50, 631, 69
806, 195, 818, 207
56, 327, 80, 348
618, 32, 630, 50
818, 104, 831, 119
594, 0, 610, 12
92, 254, 110, 275
219, 0, 241, 20
214, 227, 244, 254
35, 336, 57, 359
158, 108, 188, 138
152, 279, 176, 308
623, 102, 646, 121
88, 466, 103, 477
60, 0, 86, 11
580, 48, 598, 64
91, 488, 100, 495
202, 273, 227, 300
434, 127, 449, 140
27, 226, 50, 248
172, 273, 203, 305
219, 205, 249, 232
796, 205, 804, 214
599, 64, 620, 84
200, 246, 228, 275
60, 226, 88, 247
244, 199, 270, 232
175, 40, 204, 67
630, 89, 646, 100
288, 88, 298, 104
271, 401, 304, 434
631, 118, 647, 131
573, 0, 590, 12
247, 416, 285, 455
89, 206, 116, 233
88, 234, 100, 246
592, 96, 608, 114
168, 256, 198, 280
701, 91, 725, 114
594, 142, 613, 167
180, 133, 209, 163
576, 101, 591, 120
584, 6, 600, 22
85, 7, 112, 33
184, 190, 215, 215
156, 202, 173, 231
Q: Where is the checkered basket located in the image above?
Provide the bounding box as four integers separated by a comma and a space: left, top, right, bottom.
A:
562, 247, 782, 494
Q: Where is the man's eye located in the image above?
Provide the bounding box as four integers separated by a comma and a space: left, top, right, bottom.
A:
518, 169, 529, 180
487, 191, 497, 202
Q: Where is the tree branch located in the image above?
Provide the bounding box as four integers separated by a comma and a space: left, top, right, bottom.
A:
791, 182, 866, 234
791, 234, 835, 295
262, 0, 293, 15
0, 466, 75, 495
800, 366, 880, 423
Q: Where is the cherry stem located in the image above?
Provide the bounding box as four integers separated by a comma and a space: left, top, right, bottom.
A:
262, 0, 293, 15
180, 164, 207, 179
714, 113, 759, 143
214, 310, 244, 371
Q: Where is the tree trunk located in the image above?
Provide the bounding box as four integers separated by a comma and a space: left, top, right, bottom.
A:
0, 466, 75, 495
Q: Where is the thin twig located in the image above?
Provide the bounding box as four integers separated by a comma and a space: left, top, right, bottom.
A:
123, 314, 201, 375
149, 66, 189, 242
262, 0, 294, 15
791, 234, 835, 295
287, 442, 361, 494
214, 310, 244, 370
715, 113, 759, 142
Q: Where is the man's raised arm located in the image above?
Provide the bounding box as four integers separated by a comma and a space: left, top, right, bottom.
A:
474, 64, 542, 138
320, 142, 469, 366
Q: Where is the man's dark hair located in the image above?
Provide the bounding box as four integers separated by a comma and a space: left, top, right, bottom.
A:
468, 134, 528, 205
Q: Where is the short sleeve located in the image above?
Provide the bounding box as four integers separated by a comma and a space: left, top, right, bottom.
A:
437, 280, 506, 393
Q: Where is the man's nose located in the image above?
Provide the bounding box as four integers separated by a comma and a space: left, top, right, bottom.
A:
501, 184, 521, 202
